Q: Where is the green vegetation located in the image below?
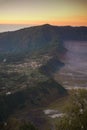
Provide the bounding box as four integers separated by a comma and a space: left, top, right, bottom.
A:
0, 51, 67, 130
0, 79, 67, 121
0, 24, 87, 130
56, 89, 87, 130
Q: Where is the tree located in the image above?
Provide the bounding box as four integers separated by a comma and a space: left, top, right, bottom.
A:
56, 89, 87, 130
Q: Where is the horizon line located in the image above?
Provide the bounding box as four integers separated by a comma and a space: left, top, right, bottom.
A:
0, 23, 87, 33
0, 23, 87, 27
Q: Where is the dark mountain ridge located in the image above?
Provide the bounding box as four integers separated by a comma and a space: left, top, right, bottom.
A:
0, 24, 60, 53
0, 24, 87, 55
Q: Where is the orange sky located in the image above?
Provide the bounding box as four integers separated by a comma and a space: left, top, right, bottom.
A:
0, 0, 87, 26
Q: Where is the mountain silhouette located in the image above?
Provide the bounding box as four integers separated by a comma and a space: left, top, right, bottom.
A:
0, 24, 87, 60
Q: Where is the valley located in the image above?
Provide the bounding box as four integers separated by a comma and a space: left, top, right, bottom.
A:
54, 41, 87, 89
0, 24, 87, 130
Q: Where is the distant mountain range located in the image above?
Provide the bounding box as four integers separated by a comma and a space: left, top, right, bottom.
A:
0, 24, 87, 55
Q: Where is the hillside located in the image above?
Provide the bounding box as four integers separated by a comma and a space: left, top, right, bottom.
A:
0, 24, 87, 61
0, 78, 67, 121
0, 24, 86, 129
0, 55, 67, 130
0, 24, 62, 54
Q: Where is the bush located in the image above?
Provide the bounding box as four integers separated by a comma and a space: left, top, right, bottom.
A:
56, 89, 87, 130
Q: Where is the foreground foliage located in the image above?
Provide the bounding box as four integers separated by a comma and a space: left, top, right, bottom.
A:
56, 89, 87, 130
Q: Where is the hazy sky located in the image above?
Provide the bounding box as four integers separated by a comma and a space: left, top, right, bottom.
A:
0, 0, 87, 27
